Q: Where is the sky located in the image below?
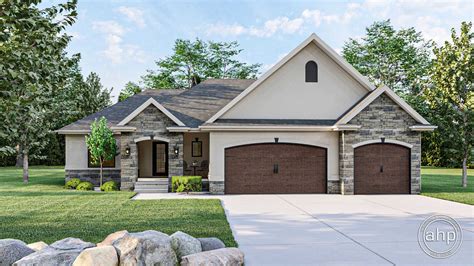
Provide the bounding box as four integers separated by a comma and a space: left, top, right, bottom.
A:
43, 0, 473, 101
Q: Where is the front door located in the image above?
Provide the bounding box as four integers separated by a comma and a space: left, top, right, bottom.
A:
152, 142, 168, 177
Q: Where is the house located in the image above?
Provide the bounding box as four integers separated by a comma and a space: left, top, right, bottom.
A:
57, 33, 436, 195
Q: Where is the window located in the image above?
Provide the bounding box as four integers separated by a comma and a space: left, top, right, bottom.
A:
305, 61, 318, 82
87, 150, 115, 168
192, 138, 202, 157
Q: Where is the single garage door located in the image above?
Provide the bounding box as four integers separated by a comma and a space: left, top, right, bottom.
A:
225, 143, 327, 194
354, 143, 410, 194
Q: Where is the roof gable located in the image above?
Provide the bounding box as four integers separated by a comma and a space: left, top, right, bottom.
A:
206, 33, 375, 123
118, 98, 186, 127
335, 85, 431, 125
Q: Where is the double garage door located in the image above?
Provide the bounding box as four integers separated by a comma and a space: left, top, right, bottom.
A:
224, 142, 410, 194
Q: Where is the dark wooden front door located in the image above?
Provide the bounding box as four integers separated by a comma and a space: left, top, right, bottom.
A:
225, 143, 327, 194
152, 142, 168, 177
354, 143, 410, 194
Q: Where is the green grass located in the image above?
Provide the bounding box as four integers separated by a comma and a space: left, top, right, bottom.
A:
0, 166, 236, 246
421, 167, 474, 205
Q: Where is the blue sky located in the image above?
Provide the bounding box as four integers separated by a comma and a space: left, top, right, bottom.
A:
44, 0, 473, 101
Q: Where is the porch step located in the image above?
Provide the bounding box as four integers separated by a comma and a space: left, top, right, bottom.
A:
134, 188, 169, 193
134, 178, 169, 193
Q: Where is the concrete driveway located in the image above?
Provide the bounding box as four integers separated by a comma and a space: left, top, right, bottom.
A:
220, 195, 473, 266
135, 194, 473, 265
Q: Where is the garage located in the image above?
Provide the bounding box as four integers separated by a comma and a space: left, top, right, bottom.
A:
354, 143, 410, 194
225, 143, 327, 194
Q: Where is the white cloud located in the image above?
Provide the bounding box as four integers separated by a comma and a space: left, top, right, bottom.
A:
207, 4, 360, 38
116, 6, 146, 28
92, 20, 146, 64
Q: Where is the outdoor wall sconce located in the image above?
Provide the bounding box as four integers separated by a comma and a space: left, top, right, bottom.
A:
125, 145, 131, 156
174, 145, 179, 157
274, 137, 279, 143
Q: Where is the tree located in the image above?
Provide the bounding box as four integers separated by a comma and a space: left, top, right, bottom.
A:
425, 22, 473, 187
0, 0, 79, 183
342, 20, 433, 96
85, 117, 117, 187
118, 82, 142, 102
142, 39, 260, 89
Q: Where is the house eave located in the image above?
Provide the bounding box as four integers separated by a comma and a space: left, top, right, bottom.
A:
199, 125, 335, 132
409, 125, 437, 131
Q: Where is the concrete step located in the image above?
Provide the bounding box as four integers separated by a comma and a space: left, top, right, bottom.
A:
134, 188, 169, 193
137, 178, 168, 182
134, 184, 168, 190
135, 181, 169, 185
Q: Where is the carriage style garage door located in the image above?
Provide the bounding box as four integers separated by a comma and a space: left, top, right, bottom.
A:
225, 143, 327, 194
354, 143, 410, 194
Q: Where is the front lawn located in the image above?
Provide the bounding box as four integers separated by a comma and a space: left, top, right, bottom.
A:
0, 166, 236, 246
421, 167, 474, 205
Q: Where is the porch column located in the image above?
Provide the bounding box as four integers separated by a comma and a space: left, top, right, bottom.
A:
120, 134, 138, 191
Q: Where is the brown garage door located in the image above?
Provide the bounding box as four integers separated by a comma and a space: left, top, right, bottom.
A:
354, 143, 410, 194
225, 143, 327, 194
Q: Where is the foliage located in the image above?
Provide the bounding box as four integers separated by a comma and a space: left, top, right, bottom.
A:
76, 181, 93, 191
0, 0, 79, 182
100, 180, 119, 191
85, 117, 117, 187
142, 39, 260, 89
118, 82, 142, 102
342, 20, 433, 96
424, 22, 473, 187
0, 166, 237, 246
65, 178, 81, 189
171, 176, 202, 193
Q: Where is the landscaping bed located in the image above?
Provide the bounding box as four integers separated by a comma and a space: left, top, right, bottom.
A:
0, 166, 236, 246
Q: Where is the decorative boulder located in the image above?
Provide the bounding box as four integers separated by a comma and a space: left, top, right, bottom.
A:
97, 230, 128, 247
113, 230, 177, 266
198, 238, 225, 251
73, 246, 118, 266
14, 238, 95, 266
181, 248, 244, 266
0, 239, 35, 266
170, 231, 202, 260
27, 241, 48, 252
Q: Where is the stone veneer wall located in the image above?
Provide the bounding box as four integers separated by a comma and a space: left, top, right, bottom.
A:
120, 105, 184, 191
339, 93, 421, 195
65, 169, 121, 186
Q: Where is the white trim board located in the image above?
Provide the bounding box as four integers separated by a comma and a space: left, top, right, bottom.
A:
352, 139, 414, 149
206, 33, 375, 124
336, 85, 432, 126
117, 98, 185, 127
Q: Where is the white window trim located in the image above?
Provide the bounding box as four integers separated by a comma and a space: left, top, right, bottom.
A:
134, 136, 170, 143
352, 139, 413, 149
117, 98, 185, 127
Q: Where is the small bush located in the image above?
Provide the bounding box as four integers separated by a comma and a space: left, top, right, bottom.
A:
76, 181, 94, 191
100, 181, 119, 191
65, 178, 81, 189
172, 176, 202, 193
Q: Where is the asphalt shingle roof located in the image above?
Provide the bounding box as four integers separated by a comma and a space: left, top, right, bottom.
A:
58, 79, 255, 131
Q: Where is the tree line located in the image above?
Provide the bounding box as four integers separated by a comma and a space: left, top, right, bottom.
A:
1, 1, 472, 186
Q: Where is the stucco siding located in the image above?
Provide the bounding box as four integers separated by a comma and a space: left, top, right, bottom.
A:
221, 42, 368, 120
209, 131, 339, 186
65, 134, 121, 170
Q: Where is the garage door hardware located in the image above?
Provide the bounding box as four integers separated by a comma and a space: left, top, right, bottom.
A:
380, 165, 384, 173
273, 164, 279, 174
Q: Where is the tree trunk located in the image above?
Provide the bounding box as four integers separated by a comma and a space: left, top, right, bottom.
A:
100, 159, 103, 187
23, 151, 29, 184
462, 155, 468, 188
15, 145, 23, 167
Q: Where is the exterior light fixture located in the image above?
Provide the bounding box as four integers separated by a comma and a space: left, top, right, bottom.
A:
274, 137, 279, 143
125, 145, 131, 156
174, 145, 179, 156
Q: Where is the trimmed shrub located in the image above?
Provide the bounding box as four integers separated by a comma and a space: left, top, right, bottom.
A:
100, 180, 119, 191
65, 178, 81, 189
76, 181, 94, 191
172, 176, 202, 193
